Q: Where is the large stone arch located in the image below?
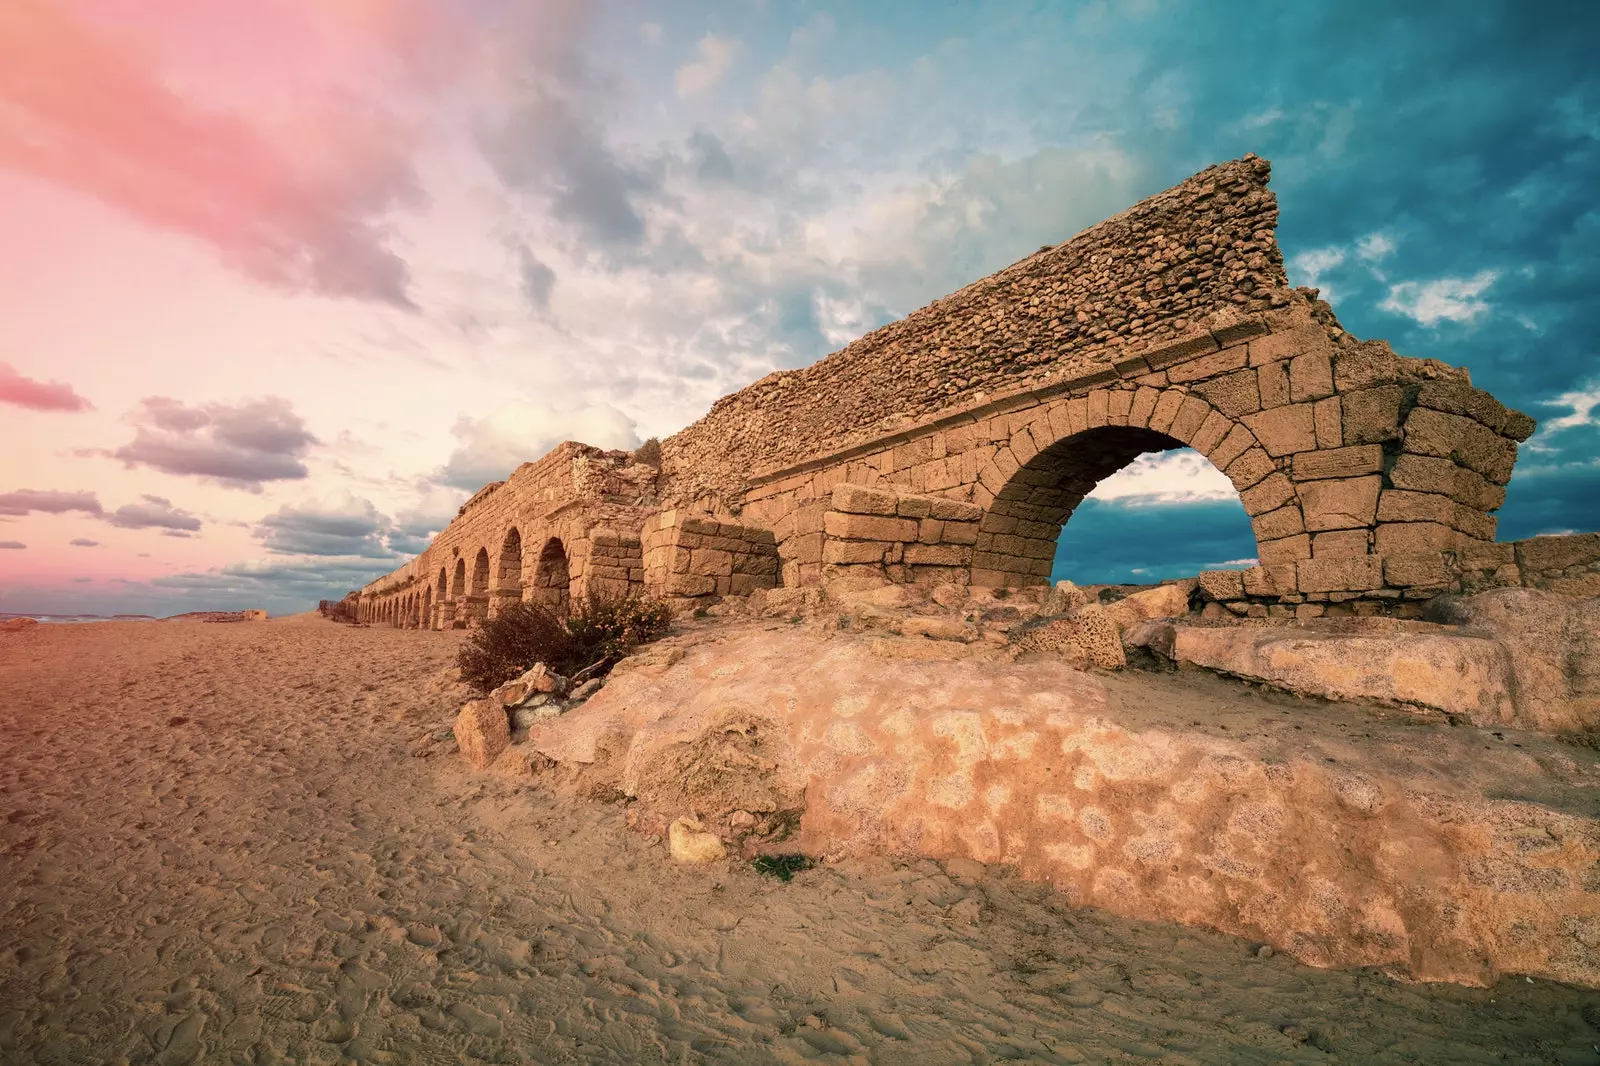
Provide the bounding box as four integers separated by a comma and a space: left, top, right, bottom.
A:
531, 537, 571, 611
970, 386, 1283, 587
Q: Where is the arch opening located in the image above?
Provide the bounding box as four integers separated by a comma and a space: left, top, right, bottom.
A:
984, 426, 1258, 589
471, 548, 491, 596
531, 538, 571, 612
452, 558, 466, 598
423, 587, 432, 629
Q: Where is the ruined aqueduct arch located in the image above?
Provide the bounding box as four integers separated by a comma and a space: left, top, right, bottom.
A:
351, 154, 1586, 627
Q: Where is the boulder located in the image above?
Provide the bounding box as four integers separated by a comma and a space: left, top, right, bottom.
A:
1037, 580, 1091, 617
1010, 603, 1126, 669
668, 817, 727, 863
1103, 581, 1195, 630
453, 698, 510, 770
513, 662, 569, 697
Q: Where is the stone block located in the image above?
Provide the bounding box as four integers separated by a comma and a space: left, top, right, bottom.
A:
1147, 390, 1186, 433
928, 497, 983, 521
1296, 555, 1383, 594
1257, 534, 1312, 564
1291, 444, 1383, 481
942, 520, 980, 545
1390, 454, 1506, 513
1196, 568, 1246, 601
1384, 552, 1451, 588
1166, 344, 1249, 384
1332, 341, 1398, 391
1299, 476, 1382, 531
902, 543, 973, 566
1248, 324, 1333, 366
1143, 331, 1220, 369
786, 532, 824, 565
1313, 396, 1342, 448
896, 495, 932, 518
1190, 410, 1233, 457
1193, 368, 1261, 417
732, 552, 779, 576
1253, 504, 1305, 541
1413, 381, 1518, 437
823, 540, 890, 565
1106, 389, 1135, 425
689, 548, 734, 576
1376, 489, 1454, 526
1208, 424, 1256, 471
1374, 522, 1457, 555
1242, 404, 1317, 456
1242, 563, 1296, 597
1288, 351, 1334, 402
1239, 472, 1295, 516
1225, 447, 1276, 491
664, 573, 718, 597
1257, 359, 1290, 407
1312, 529, 1369, 557
1087, 390, 1109, 427
1169, 395, 1213, 442
1341, 386, 1405, 445
1402, 408, 1520, 484
1515, 532, 1600, 572
832, 483, 899, 515
1459, 541, 1515, 570
1128, 386, 1161, 427
823, 511, 918, 542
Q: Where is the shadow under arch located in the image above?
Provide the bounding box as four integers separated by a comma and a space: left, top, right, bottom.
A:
531, 537, 571, 612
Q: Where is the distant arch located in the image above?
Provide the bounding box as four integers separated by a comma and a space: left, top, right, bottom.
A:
452, 557, 466, 598
498, 527, 523, 591
471, 547, 491, 596
531, 537, 571, 611
422, 586, 432, 629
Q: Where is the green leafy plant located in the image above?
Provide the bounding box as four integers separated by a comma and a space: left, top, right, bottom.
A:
751, 854, 814, 882
457, 593, 672, 693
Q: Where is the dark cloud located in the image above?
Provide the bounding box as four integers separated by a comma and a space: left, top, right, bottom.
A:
104, 495, 203, 531
111, 397, 318, 491
1053, 498, 1258, 585
0, 541, 25, 550
0, 0, 422, 306
254, 497, 397, 558
519, 248, 556, 311
0, 489, 102, 517
0, 363, 92, 412
161, 530, 196, 539
68, 538, 100, 547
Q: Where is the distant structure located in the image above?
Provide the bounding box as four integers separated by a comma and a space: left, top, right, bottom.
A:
349, 155, 1598, 629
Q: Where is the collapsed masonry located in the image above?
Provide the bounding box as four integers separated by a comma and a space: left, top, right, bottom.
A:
348, 154, 1598, 629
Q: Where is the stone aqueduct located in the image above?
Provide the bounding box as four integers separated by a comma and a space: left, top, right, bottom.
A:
350, 155, 1594, 628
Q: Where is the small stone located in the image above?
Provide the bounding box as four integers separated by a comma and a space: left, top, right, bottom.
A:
515, 662, 570, 696
803, 1014, 826, 1031
569, 678, 604, 701
1257, 944, 1275, 959
728, 809, 758, 830
669, 817, 726, 863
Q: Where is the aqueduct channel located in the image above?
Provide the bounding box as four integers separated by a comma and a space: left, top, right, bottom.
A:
351, 155, 1598, 627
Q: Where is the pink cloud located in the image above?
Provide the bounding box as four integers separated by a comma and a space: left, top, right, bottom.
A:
0, 0, 430, 306
0, 362, 92, 411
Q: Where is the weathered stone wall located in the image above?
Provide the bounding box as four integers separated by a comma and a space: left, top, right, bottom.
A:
660, 155, 1285, 507
347, 154, 1581, 621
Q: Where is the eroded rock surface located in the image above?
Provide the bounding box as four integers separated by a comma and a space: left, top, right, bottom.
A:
526, 620, 1600, 988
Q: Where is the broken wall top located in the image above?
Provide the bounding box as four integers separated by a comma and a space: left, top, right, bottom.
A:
662, 155, 1286, 504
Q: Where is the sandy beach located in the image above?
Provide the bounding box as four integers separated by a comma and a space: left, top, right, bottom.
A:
2, 616, 1597, 1065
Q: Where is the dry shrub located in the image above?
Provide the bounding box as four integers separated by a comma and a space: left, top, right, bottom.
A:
632, 437, 662, 468
457, 593, 673, 693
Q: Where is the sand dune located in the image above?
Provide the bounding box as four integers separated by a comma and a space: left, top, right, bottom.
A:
2, 616, 1597, 1063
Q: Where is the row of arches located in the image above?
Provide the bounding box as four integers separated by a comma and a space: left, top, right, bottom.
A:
362, 527, 573, 629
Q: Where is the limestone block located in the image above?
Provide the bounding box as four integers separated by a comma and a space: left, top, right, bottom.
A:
1196, 569, 1246, 601
1256, 360, 1290, 410
1384, 552, 1451, 588
1165, 344, 1249, 384
902, 543, 973, 567
1243, 506, 1302, 545
1390, 454, 1506, 512
1375, 522, 1458, 556
1341, 385, 1406, 445
823, 511, 918, 542
1106, 389, 1135, 425
1104, 582, 1193, 629
1128, 386, 1161, 426
832, 483, 899, 516
689, 548, 734, 576
1332, 341, 1399, 391
1515, 532, 1600, 573
1460, 541, 1516, 570
823, 540, 890, 565
1168, 396, 1212, 442
1144, 331, 1219, 369
1296, 555, 1383, 594
942, 520, 980, 545
896, 495, 932, 518
1239, 472, 1295, 516
1311, 530, 1369, 557
732, 552, 779, 576
1414, 381, 1528, 439
1225, 447, 1276, 491
1291, 444, 1383, 482
1403, 408, 1520, 484
1190, 410, 1233, 457
1313, 396, 1342, 448
665, 573, 718, 596
1258, 534, 1311, 564
1289, 351, 1334, 402
1243, 563, 1297, 597
1209, 424, 1256, 471
1147, 390, 1186, 433
1193, 368, 1262, 418
1299, 476, 1382, 532
1242, 404, 1317, 457
454, 699, 510, 771
1248, 324, 1333, 365
928, 497, 983, 521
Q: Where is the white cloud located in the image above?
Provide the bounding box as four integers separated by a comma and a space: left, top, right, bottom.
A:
675, 35, 739, 99
641, 22, 663, 45
1086, 449, 1239, 505
1544, 385, 1600, 432
1288, 246, 1346, 295
437, 401, 640, 490
1379, 269, 1499, 326
1355, 232, 1396, 262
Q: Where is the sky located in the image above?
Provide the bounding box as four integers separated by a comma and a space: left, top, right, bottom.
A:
1, 0, 1597, 615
